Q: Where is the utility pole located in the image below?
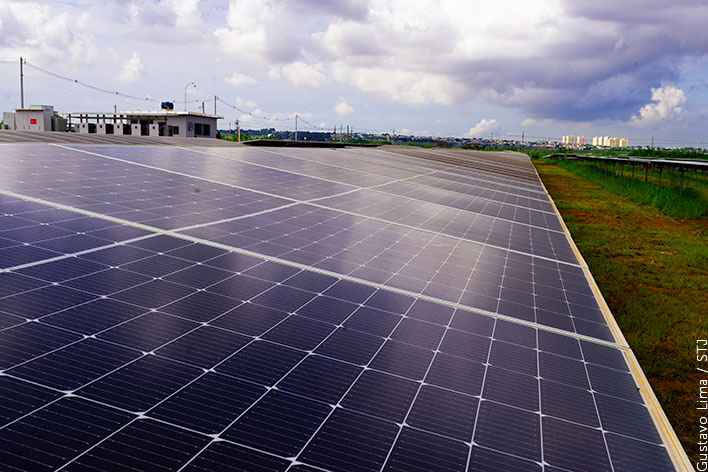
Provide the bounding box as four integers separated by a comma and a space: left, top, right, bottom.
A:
333, 126, 336, 142
651, 135, 654, 149
340, 125, 343, 143
236, 120, 240, 142
295, 114, 298, 141
201, 102, 205, 114
19, 57, 24, 109
347, 125, 349, 143
214, 96, 217, 116
491, 131, 494, 149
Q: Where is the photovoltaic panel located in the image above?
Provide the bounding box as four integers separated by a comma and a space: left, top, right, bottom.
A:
0, 142, 685, 471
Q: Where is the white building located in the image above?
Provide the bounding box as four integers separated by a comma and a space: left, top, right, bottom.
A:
2, 105, 67, 132
70, 110, 221, 138
562, 135, 589, 146
592, 136, 628, 147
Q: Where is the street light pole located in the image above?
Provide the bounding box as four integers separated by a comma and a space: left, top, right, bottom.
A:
184, 82, 196, 111
20, 57, 25, 109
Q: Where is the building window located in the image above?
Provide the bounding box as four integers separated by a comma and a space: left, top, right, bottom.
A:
203, 124, 210, 136
195, 123, 203, 135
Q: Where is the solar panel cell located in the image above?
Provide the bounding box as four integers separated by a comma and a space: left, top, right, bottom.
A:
542, 416, 612, 472
0, 322, 82, 369
369, 340, 434, 380
407, 384, 478, 441
298, 408, 399, 472
155, 326, 251, 368
0, 376, 61, 427
216, 340, 306, 386
148, 372, 266, 434
223, 390, 332, 457
65, 418, 210, 471
0, 397, 134, 471
277, 355, 363, 404
605, 433, 675, 472
474, 400, 541, 462
182, 441, 291, 472
76, 354, 202, 412
261, 315, 336, 351
384, 427, 469, 472
314, 328, 385, 365
8, 338, 140, 391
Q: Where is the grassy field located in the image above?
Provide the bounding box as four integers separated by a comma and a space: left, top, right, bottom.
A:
534, 161, 708, 463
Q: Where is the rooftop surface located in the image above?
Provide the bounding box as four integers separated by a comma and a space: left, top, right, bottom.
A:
0, 142, 690, 471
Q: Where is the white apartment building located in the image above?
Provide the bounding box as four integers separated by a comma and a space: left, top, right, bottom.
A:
592, 136, 628, 147
562, 135, 589, 146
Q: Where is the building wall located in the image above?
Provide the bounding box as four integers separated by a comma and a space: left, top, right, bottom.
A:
15, 109, 52, 131
2, 112, 15, 130
166, 116, 216, 138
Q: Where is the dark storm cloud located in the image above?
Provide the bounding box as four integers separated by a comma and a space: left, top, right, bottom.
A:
463, 0, 708, 120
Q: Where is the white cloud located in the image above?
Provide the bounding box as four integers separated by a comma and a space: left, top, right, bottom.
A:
464, 119, 498, 137
214, 0, 273, 58
631, 86, 686, 126
0, 1, 96, 64
521, 119, 537, 127
334, 98, 354, 116
331, 63, 466, 105
118, 52, 144, 82
168, 0, 201, 30
224, 73, 257, 88
235, 96, 258, 109
271, 62, 326, 89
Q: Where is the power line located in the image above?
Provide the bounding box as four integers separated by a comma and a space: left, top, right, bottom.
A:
216, 97, 293, 122
25, 61, 159, 103
297, 116, 329, 131
24, 75, 146, 106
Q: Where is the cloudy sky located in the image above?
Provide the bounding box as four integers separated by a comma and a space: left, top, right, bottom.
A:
1, 0, 707, 146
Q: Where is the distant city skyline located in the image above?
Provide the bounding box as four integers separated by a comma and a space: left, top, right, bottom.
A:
1, 0, 707, 147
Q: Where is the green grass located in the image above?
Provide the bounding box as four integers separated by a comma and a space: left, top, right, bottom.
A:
534, 162, 708, 464
542, 158, 708, 218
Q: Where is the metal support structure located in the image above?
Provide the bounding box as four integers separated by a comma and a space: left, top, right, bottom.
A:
295, 114, 298, 142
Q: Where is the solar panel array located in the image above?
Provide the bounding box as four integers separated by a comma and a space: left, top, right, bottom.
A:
0, 142, 682, 472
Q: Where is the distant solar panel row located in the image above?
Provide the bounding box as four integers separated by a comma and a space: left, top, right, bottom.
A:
0, 142, 679, 471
